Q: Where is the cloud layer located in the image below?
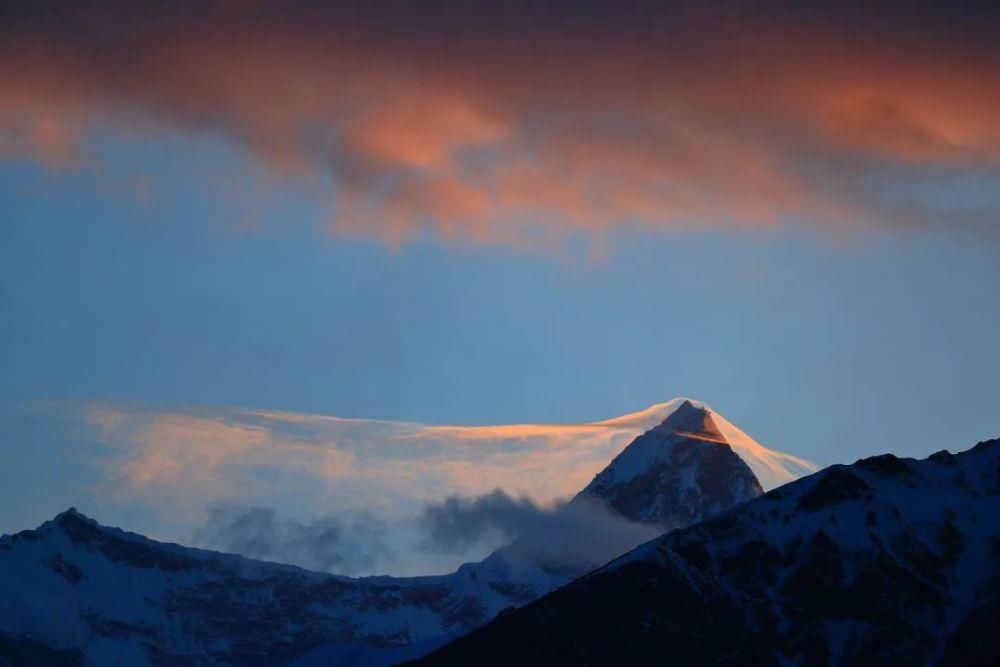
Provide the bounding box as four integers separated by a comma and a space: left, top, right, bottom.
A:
194, 491, 662, 577
422, 491, 662, 573
79, 401, 672, 520
3, 1, 999, 245
193, 505, 391, 575
77, 398, 812, 516
50, 397, 815, 575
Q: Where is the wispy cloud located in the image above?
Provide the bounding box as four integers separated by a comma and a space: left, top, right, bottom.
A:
39, 398, 816, 574
77, 401, 670, 522
2, 2, 999, 246
75, 400, 679, 575
75, 398, 813, 515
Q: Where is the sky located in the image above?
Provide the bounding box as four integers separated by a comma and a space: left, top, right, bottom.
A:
2, 1, 1000, 574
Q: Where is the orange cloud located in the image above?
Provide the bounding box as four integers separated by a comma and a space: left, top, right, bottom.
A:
74, 398, 814, 522
77, 402, 659, 517
2, 2, 998, 245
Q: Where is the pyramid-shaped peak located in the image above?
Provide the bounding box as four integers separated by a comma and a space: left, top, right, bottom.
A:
660, 399, 703, 426
55, 506, 83, 520
577, 399, 761, 527
657, 400, 728, 445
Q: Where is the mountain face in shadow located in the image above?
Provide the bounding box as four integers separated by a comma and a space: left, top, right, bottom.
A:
0, 400, 777, 666
577, 400, 763, 528
414, 439, 1000, 667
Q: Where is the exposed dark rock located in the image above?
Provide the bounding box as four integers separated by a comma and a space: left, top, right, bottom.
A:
762, 486, 785, 501
972, 438, 1000, 453
46, 554, 83, 584
938, 575, 1000, 667
488, 580, 537, 602
56, 509, 201, 572
856, 453, 914, 480
930, 450, 957, 465
0, 632, 83, 667
795, 467, 871, 511
673, 537, 712, 571
936, 517, 964, 566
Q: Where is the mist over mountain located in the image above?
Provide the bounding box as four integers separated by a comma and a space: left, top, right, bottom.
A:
188, 489, 661, 580
191, 505, 393, 577
0, 399, 791, 666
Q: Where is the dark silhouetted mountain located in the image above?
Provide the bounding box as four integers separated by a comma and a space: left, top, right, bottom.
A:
413, 439, 1000, 667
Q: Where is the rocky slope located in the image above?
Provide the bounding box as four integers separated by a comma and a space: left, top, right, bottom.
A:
0, 400, 794, 666
414, 438, 1000, 667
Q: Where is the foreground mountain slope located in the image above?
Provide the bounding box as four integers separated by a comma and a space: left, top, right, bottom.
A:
0, 400, 801, 666
414, 438, 1000, 667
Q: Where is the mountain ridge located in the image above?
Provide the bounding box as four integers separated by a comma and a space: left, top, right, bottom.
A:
413, 438, 1000, 667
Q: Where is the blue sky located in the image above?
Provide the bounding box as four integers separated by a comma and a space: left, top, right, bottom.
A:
2, 2, 1000, 569
2, 130, 999, 544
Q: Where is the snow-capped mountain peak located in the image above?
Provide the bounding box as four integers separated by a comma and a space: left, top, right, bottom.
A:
595, 400, 730, 481
660, 398, 719, 430
577, 400, 763, 529
594, 398, 818, 491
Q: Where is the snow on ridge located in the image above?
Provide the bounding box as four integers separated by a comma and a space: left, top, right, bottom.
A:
591, 400, 686, 429
704, 407, 819, 491
598, 397, 818, 491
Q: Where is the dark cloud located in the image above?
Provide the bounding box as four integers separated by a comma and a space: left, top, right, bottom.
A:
193, 490, 662, 577
421, 490, 549, 552
422, 490, 661, 571
2, 1, 999, 244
